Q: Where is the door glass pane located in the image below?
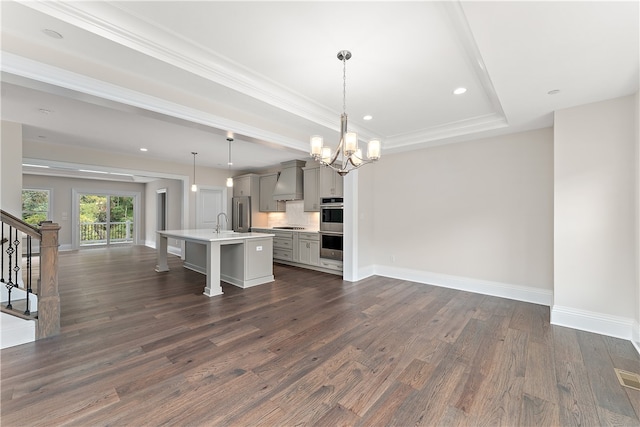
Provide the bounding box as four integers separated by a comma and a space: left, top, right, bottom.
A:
110, 196, 134, 243
80, 195, 107, 246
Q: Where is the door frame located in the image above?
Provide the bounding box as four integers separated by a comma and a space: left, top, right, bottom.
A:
71, 188, 141, 250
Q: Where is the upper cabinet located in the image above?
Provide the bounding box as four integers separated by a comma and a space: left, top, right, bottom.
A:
233, 175, 252, 197
303, 164, 320, 212
232, 174, 268, 228
319, 166, 343, 198
259, 173, 286, 212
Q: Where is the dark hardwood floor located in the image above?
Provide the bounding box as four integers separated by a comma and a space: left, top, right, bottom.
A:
2, 246, 639, 426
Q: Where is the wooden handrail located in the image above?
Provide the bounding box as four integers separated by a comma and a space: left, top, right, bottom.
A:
0, 210, 41, 240
1, 209, 61, 339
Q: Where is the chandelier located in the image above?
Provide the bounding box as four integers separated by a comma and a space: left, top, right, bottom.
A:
310, 50, 381, 176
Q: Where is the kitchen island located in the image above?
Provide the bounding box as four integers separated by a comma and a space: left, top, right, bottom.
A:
155, 230, 274, 297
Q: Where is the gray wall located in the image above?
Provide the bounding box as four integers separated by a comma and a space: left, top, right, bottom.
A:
22, 174, 146, 249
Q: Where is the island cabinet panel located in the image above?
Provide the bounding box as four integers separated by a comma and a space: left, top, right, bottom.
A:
220, 238, 273, 288
259, 173, 285, 212
303, 165, 320, 212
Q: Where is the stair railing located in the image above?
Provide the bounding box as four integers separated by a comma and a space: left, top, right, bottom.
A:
1, 209, 61, 339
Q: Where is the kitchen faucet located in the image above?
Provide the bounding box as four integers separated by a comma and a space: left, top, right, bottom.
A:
215, 212, 228, 234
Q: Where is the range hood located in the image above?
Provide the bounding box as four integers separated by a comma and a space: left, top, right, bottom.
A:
272, 160, 305, 201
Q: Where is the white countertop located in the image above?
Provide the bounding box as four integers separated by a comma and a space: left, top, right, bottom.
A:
158, 229, 275, 242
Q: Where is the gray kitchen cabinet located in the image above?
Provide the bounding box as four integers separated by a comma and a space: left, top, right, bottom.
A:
298, 232, 319, 266
319, 166, 343, 197
303, 164, 320, 212
259, 173, 286, 212
271, 229, 294, 262
233, 174, 268, 228
233, 175, 252, 197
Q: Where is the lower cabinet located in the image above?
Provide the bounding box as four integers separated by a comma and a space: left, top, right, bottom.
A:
297, 232, 319, 266
271, 230, 294, 261
252, 228, 340, 274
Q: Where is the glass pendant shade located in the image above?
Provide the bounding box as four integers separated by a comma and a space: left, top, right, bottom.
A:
191, 184, 197, 192
321, 147, 332, 164
310, 135, 323, 157
367, 139, 381, 160
351, 149, 363, 166
344, 132, 358, 155
226, 177, 233, 187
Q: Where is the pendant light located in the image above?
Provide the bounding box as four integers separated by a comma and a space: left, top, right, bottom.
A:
191, 151, 198, 192
226, 138, 233, 187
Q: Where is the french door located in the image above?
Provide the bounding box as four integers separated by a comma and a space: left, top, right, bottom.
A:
73, 190, 140, 248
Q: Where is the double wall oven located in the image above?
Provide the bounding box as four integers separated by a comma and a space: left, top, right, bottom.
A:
319, 197, 343, 261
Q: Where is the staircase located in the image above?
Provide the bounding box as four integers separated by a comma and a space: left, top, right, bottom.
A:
1, 210, 60, 349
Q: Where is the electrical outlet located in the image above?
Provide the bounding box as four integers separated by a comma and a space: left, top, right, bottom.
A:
391, 255, 396, 263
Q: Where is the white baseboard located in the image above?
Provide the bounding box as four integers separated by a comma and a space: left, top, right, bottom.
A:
374, 265, 553, 306
356, 264, 375, 281
551, 305, 635, 342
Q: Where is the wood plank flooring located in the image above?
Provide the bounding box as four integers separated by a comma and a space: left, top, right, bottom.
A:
2, 246, 639, 426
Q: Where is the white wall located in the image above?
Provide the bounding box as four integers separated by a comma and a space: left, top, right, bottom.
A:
356, 162, 376, 278
1, 121, 23, 215
369, 128, 554, 304
145, 178, 183, 249
553, 95, 637, 340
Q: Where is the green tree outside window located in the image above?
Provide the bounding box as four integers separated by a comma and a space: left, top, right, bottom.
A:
22, 189, 50, 226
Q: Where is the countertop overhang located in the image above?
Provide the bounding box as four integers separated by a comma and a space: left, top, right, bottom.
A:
158, 229, 275, 243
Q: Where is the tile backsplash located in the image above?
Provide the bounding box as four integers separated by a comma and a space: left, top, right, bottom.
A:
267, 200, 319, 229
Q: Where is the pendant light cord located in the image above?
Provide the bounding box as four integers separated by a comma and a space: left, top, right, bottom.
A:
342, 55, 347, 115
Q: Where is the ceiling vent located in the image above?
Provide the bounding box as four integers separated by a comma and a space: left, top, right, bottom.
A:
272, 160, 305, 201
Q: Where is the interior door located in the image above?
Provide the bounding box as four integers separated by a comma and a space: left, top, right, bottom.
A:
197, 188, 225, 230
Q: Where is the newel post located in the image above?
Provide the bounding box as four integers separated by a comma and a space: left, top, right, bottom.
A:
36, 221, 61, 339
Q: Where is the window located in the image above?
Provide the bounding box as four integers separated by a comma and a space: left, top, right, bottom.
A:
22, 189, 51, 226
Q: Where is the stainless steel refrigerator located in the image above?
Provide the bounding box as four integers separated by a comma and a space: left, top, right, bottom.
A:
232, 196, 251, 232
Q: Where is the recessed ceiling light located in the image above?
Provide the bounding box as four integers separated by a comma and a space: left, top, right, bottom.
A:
363, 115, 373, 121
140, 148, 148, 152
42, 29, 63, 39
548, 89, 561, 95
78, 169, 108, 174
453, 87, 467, 95
38, 108, 53, 114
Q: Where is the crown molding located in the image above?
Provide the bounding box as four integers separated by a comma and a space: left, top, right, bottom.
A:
2, 52, 308, 153
19, 1, 339, 132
